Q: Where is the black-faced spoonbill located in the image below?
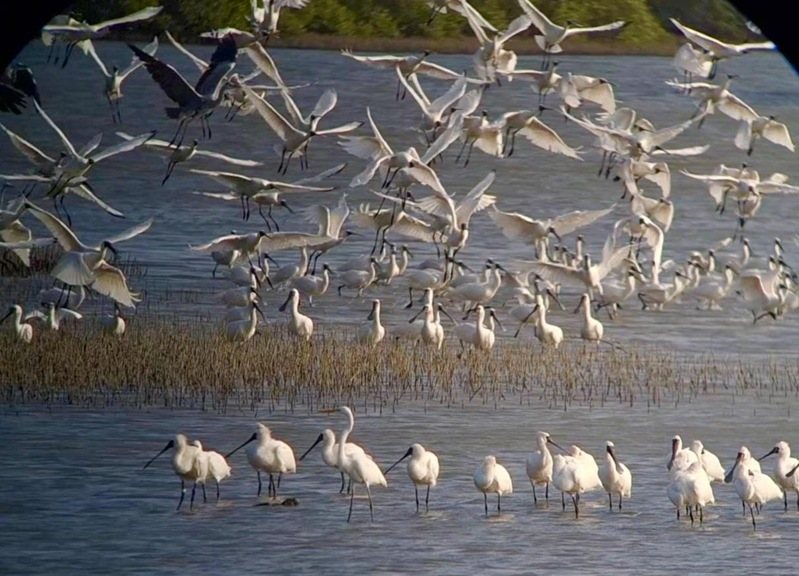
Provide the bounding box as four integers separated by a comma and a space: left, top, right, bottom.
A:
385, 443, 440, 512
726, 447, 782, 530
323, 406, 387, 522
474, 455, 513, 516
598, 441, 632, 511
191, 440, 232, 503
526, 431, 564, 503
226, 423, 297, 499
143, 433, 202, 510
758, 441, 799, 511
299, 428, 367, 494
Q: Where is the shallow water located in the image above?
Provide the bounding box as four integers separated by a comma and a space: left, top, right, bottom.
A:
2, 42, 799, 353
2, 395, 799, 575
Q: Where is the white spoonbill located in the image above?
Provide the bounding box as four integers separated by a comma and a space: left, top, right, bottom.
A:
143, 433, 202, 510
690, 440, 725, 483
356, 299, 386, 348
474, 455, 513, 516
726, 447, 783, 530
575, 293, 603, 343
329, 406, 387, 522
279, 288, 313, 340
599, 441, 632, 510
667, 435, 698, 472
1, 304, 34, 343
385, 443, 440, 512
518, 0, 625, 67
758, 441, 799, 511
191, 440, 232, 503
226, 423, 297, 499
299, 428, 368, 494
666, 458, 714, 525
526, 431, 564, 503
552, 445, 602, 518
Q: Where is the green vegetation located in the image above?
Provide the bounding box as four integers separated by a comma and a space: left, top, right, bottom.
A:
63, 0, 755, 54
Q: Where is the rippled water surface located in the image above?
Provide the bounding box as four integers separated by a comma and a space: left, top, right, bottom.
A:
2, 40, 799, 575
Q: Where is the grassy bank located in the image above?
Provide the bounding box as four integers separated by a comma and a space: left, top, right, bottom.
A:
2, 321, 796, 412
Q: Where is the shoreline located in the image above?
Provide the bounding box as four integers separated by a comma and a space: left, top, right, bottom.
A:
96, 32, 682, 57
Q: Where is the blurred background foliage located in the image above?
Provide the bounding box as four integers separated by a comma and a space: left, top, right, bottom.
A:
62, 0, 755, 51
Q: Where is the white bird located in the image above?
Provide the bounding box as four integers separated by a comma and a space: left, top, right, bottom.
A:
524, 238, 631, 298
385, 443, 441, 512
190, 231, 268, 262
667, 435, 698, 472
518, 0, 625, 67
117, 132, 261, 184
517, 294, 563, 348
227, 423, 297, 499
291, 264, 332, 305
670, 18, 776, 78
26, 201, 148, 308
88, 36, 158, 123
575, 293, 603, 343
330, 406, 387, 522
666, 76, 757, 126
488, 204, 614, 260
1, 304, 34, 343
449, 304, 501, 352
356, 299, 386, 348
758, 441, 799, 511
269, 247, 310, 287
725, 447, 783, 530
552, 444, 603, 518
237, 79, 361, 174
469, 13, 532, 83
42, 5, 163, 67
339, 258, 378, 297
425, 0, 497, 31
526, 431, 563, 503
143, 433, 202, 510
342, 49, 467, 98
279, 288, 313, 340
346, 107, 446, 195
667, 457, 714, 525
25, 303, 82, 331
298, 428, 367, 494
408, 303, 447, 349
474, 455, 513, 515
224, 300, 265, 342
101, 305, 126, 337
190, 169, 335, 223
249, 0, 310, 39
500, 110, 582, 159
191, 440, 232, 503
599, 441, 632, 510
689, 440, 726, 483
735, 114, 795, 156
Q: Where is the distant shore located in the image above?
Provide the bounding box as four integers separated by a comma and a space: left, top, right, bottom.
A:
106, 32, 682, 57
266, 33, 681, 57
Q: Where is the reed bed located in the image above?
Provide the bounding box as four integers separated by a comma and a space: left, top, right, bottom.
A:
2, 320, 798, 413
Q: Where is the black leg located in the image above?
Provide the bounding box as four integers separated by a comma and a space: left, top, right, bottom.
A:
415, 485, 419, 513
177, 480, 186, 511
531, 482, 537, 504
339, 472, 345, 494
257, 471, 262, 496
190, 482, 197, 510
484, 493, 488, 516
367, 485, 374, 522
348, 484, 355, 523
202, 483, 207, 503
425, 485, 430, 512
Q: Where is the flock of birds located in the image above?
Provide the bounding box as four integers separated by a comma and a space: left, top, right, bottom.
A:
144, 405, 799, 530
0, 1, 796, 353
0, 0, 795, 536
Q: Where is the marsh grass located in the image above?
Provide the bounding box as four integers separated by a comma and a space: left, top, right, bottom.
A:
2, 319, 798, 413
